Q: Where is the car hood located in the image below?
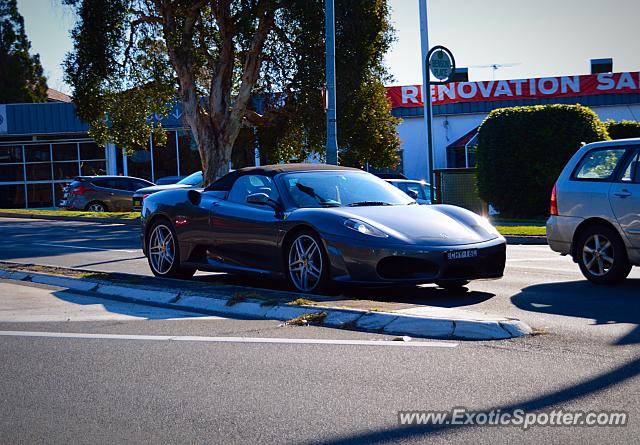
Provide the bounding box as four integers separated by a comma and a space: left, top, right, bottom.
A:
135, 183, 193, 195
318, 204, 500, 246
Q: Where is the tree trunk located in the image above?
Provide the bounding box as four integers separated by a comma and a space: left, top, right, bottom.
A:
196, 125, 236, 186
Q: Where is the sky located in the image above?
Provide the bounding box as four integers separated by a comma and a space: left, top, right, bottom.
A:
16, 0, 640, 94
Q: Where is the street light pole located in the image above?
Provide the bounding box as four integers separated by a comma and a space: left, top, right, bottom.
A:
325, 0, 338, 165
418, 0, 435, 202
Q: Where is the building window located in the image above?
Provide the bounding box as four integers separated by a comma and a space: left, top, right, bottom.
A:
153, 131, 178, 181
178, 130, 201, 175
0, 139, 104, 208
0, 184, 26, 208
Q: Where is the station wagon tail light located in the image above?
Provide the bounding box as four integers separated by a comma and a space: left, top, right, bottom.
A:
550, 183, 558, 216
142, 194, 151, 201
71, 185, 89, 196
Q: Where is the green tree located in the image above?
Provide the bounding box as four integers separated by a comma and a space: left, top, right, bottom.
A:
63, 0, 400, 185
257, 0, 400, 169
604, 119, 640, 140
0, 0, 48, 103
476, 104, 609, 218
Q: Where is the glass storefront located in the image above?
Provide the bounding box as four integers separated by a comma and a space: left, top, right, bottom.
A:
125, 129, 202, 182
0, 140, 106, 208
0, 129, 202, 208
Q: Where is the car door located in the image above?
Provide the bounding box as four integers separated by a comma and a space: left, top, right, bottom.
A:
104, 178, 137, 211
209, 175, 284, 273
609, 148, 640, 247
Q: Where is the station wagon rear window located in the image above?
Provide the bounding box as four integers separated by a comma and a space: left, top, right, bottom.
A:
573, 148, 627, 181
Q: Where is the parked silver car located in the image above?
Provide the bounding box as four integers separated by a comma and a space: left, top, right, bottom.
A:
385, 179, 433, 204
547, 138, 640, 284
61, 176, 155, 212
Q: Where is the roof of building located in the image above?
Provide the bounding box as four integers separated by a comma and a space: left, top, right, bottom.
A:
46, 88, 72, 103
447, 127, 479, 149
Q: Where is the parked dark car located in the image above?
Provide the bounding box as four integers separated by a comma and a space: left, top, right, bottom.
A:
141, 164, 506, 292
60, 176, 155, 212
385, 179, 433, 204
154, 175, 187, 185
133, 171, 203, 211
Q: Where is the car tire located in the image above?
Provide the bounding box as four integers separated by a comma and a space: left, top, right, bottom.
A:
435, 280, 469, 289
85, 201, 108, 212
286, 230, 329, 293
146, 219, 196, 279
576, 224, 631, 285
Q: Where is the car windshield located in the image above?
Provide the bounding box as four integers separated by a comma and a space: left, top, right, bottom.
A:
178, 171, 203, 186
281, 171, 414, 208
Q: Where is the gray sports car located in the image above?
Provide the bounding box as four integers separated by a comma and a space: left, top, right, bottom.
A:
141, 164, 506, 292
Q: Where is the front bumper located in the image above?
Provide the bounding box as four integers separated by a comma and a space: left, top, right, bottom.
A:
323, 235, 506, 285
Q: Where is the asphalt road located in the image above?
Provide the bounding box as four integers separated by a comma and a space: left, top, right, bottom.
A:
0, 279, 638, 444
1, 217, 638, 340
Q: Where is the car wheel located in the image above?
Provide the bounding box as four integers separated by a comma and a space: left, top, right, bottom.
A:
287, 231, 329, 293
435, 280, 469, 289
147, 220, 196, 279
85, 201, 108, 212
577, 225, 631, 284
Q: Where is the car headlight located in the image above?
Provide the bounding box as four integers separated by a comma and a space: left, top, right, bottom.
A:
344, 218, 388, 237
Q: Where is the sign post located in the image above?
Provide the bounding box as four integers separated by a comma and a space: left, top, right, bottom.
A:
425, 45, 455, 202
325, 0, 338, 165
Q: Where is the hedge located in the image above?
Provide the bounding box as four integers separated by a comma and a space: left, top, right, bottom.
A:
604, 119, 640, 140
476, 104, 609, 218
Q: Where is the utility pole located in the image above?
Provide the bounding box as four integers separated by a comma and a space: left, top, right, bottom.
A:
418, 0, 435, 202
325, 0, 338, 165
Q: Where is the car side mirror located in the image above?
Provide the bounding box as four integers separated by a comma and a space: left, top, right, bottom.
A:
188, 189, 202, 206
406, 189, 419, 200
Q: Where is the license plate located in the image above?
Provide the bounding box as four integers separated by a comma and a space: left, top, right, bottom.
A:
447, 249, 478, 260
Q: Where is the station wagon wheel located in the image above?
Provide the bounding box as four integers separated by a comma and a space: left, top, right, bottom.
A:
85, 201, 107, 212
287, 231, 328, 293
577, 225, 631, 284
147, 220, 196, 279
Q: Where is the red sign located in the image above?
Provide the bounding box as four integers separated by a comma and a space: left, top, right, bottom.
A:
386, 72, 640, 108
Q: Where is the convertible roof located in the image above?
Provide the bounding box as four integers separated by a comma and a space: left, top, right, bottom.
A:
205, 163, 361, 191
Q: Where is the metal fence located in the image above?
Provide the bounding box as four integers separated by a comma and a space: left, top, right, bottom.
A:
434, 168, 487, 215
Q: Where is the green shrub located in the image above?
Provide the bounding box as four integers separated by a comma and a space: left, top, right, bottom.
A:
604, 119, 640, 140
476, 104, 609, 218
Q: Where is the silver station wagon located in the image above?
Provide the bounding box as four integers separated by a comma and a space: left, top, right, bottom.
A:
547, 138, 640, 284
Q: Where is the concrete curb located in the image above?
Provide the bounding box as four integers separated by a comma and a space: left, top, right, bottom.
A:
0, 268, 532, 341
0, 212, 139, 225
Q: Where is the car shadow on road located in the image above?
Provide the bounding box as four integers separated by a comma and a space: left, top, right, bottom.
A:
511, 279, 640, 345
50, 289, 214, 320
192, 273, 496, 308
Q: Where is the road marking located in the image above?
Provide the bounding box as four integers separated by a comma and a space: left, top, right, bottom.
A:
39, 243, 138, 253
0, 330, 458, 348
507, 258, 571, 262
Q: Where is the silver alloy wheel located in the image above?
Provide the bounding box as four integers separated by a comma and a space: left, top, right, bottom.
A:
148, 224, 176, 275
87, 202, 106, 212
288, 234, 323, 292
582, 233, 614, 277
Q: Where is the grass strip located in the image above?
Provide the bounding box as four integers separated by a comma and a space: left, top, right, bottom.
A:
496, 225, 546, 237
0, 208, 139, 219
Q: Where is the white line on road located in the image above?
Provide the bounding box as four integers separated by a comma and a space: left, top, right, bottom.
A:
0, 330, 457, 348
507, 258, 571, 262
39, 243, 138, 253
